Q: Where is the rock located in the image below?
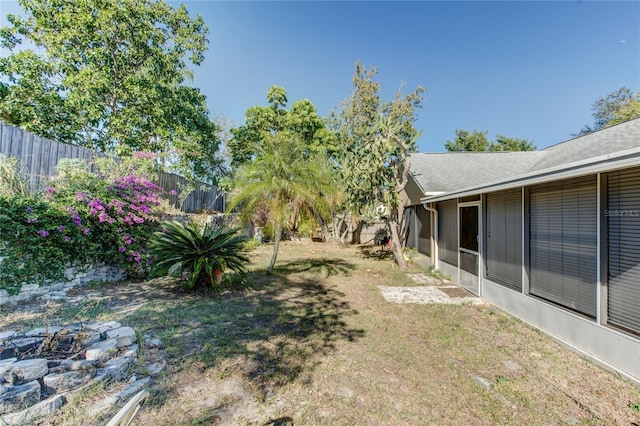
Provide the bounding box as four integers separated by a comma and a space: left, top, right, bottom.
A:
47, 359, 99, 372
78, 329, 102, 347
0, 358, 17, 383
19, 284, 39, 293
503, 360, 523, 373
0, 331, 17, 342
117, 377, 150, 403
25, 326, 63, 337
0, 289, 10, 305
146, 360, 166, 376
0, 337, 42, 361
106, 326, 136, 348
95, 345, 138, 382
43, 368, 96, 393
145, 337, 163, 349
472, 375, 494, 391
0, 380, 41, 415
1, 394, 66, 425
4, 359, 48, 385
85, 339, 118, 362
87, 321, 121, 335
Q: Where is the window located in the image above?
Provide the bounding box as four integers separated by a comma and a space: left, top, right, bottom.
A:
438, 199, 458, 266
529, 176, 597, 317
607, 167, 640, 335
486, 189, 522, 291
404, 207, 417, 249
417, 205, 431, 256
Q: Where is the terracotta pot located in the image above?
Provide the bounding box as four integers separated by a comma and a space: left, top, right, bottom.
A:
213, 269, 223, 285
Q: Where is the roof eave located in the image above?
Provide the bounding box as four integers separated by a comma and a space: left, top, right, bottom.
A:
420, 146, 640, 204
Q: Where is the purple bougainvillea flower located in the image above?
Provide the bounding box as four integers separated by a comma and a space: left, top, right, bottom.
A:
57, 225, 65, 232
64, 236, 71, 242
37, 230, 49, 238
98, 212, 110, 223
119, 246, 127, 252
170, 190, 177, 196
83, 228, 90, 235
75, 192, 87, 201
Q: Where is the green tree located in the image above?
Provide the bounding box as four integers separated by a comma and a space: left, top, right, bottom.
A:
0, 0, 221, 181
228, 134, 334, 274
444, 130, 535, 152
330, 62, 424, 267
490, 135, 536, 151
444, 129, 491, 152
574, 87, 640, 136
228, 86, 337, 169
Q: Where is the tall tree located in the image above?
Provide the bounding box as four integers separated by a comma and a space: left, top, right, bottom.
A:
228, 86, 337, 169
574, 87, 640, 136
444, 129, 491, 152
228, 134, 333, 274
444, 129, 535, 152
0, 0, 221, 181
491, 135, 536, 152
330, 62, 424, 267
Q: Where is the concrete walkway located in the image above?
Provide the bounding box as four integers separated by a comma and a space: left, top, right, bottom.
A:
378, 273, 486, 306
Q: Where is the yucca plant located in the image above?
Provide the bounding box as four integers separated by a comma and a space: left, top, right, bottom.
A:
149, 221, 249, 290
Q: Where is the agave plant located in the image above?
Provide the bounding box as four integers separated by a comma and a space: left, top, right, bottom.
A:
149, 221, 249, 289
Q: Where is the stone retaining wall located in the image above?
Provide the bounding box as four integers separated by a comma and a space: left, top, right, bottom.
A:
0, 264, 126, 306
0, 321, 143, 425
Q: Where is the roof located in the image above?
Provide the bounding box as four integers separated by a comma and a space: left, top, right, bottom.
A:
409, 118, 640, 202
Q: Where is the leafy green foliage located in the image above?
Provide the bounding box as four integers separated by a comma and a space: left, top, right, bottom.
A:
228, 134, 334, 274
149, 221, 249, 290
0, 0, 221, 181
445, 129, 535, 152
0, 156, 162, 294
574, 87, 640, 137
329, 62, 424, 219
228, 86, 338, 168
329, 61, 424, 266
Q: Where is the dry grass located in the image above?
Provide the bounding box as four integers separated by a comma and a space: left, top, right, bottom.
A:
2, 241, 640, 425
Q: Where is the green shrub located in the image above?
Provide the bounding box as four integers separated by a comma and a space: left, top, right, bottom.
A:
0, 155, 163, 294
149, 221, 249, 290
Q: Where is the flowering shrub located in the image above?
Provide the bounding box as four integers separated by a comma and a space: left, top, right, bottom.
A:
0, 157, 163, 295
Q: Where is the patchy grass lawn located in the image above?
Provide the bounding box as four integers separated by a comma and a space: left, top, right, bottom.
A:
2, 241, 640, 425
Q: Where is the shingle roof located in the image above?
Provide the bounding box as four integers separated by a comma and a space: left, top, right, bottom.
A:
409, 151, 544, 193
410, 118, 640, 198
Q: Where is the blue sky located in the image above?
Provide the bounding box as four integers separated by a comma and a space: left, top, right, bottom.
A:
2, 1, 639, 152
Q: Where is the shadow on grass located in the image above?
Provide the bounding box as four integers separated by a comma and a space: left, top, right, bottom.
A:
359, 245, 393, 261
273, 257, 356, 277
120, 263, 365, 404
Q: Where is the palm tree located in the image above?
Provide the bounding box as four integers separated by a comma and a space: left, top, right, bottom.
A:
228, 134, 335, 274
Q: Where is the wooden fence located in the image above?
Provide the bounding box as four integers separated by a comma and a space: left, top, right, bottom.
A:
0, 122, 225, 213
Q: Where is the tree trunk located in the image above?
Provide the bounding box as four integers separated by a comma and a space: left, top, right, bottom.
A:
389, 207, 408, 268
312, 209, 331, 241
267, 222, 282, 275
351, 218, 365, 244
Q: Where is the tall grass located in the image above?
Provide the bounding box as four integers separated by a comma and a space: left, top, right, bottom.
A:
0, 154, 29, 197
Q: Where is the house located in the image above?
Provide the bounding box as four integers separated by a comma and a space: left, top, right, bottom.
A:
403, 118, 640, 385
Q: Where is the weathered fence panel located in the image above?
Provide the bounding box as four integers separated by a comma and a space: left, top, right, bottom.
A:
0, 122, 99, 192
0, 122, 225, 213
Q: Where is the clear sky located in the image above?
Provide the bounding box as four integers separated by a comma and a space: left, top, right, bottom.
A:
2, 1, 639, 152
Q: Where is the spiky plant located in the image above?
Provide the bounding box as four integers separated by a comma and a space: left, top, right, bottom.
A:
149, 221, 249, 290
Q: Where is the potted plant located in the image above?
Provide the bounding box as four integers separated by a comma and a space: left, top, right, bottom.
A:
149, 221, 249, 290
